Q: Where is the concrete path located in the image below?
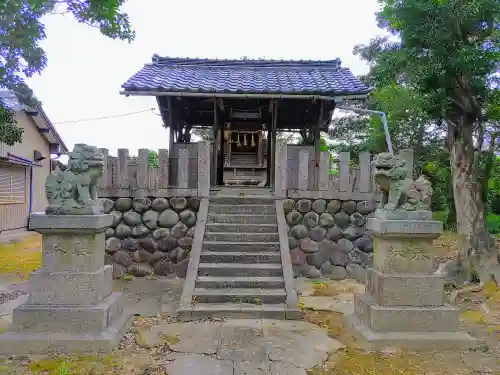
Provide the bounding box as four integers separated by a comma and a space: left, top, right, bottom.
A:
0, 276, 353, 374
136, 318, 344, 375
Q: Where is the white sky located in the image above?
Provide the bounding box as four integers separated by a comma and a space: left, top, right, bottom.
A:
26, 0, 384, 157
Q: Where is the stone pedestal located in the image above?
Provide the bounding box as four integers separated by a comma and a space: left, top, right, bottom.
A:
346, 209, 475, 349
0, 214, 132, 355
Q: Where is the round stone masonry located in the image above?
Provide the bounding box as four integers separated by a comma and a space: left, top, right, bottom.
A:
102, 197, 199, 279
283, 198, 377, 282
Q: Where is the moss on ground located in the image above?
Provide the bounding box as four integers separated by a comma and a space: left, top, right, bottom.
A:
27, 354, 120, 375
311, 282, 356, 297
0, 234, 42, 279
303, 310, 473, 375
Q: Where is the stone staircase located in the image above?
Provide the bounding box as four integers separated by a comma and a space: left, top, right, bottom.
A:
179, 195, 297, 320
226, 152, 259, 166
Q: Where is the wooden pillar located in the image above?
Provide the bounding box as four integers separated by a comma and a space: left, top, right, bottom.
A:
257, 131, 262, 166
226, 124, 232, 166
313, 100, 324, 190
211, 99, 218, 186
270, 100, 278, 191
218, 120, 224, 186
167, 97, 175, 185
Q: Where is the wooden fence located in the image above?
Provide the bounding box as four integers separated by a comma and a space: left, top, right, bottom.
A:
98, 142, 210, 198
275, 144, 414, 201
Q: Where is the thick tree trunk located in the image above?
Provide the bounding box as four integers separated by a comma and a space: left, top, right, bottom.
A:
450, 126, 500, 284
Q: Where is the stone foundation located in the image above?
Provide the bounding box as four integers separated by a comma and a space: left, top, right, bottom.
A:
346, 212, 476, 349
0, 214, 131, 354
100, 197, 199, 279
283, 198, 377, 281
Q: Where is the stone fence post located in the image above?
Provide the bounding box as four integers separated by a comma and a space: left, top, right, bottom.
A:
274, 142, 287, 197
197, 141, 210, 197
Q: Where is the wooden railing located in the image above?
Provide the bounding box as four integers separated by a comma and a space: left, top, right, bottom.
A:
98, 142, 210, 198
275, 144, 414, 201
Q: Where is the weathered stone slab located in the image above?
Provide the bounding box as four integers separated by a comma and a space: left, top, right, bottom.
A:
30, 213, 113, 233
345, 313, 476, 350
27, 265, 113, 305
372, 236, 438, 274
151, 321, 220, 354
367, 217, 442, 237
270, 362, 307, 375
217, 319, 267, 364
0, 312, 132, 355
12, 292, 123, 334
262, 320, 344, 369
374, 209, 432, 221
354, 293, 459, 333
164, 354, 233, 375
366, 268, 444, 307
41, 233, 106, 273
234, 361, 271, 375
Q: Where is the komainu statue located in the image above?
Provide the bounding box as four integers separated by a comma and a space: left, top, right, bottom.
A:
372, 152, 432, 211
45, 144, 104, 215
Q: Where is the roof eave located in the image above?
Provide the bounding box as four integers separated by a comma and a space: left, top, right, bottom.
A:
119, 89, 370, 102
26, 107, 68, 153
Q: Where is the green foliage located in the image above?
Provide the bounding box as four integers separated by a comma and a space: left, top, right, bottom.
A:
343, 0, 500, 239
362, 0, 499, 126
148, 150, 159, 168
0, 0, 135, 145
486, 214, 500, 235
0, 105, 23, 145
432, 210, 449, 229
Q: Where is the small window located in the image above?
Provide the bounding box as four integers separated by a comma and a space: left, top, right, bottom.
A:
0, 163, 27, 204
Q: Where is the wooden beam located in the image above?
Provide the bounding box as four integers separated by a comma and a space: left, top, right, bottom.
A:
218, 107, 225, 185
211, 99, 218, 186
270, 99, 278, 191
313, 100, 325, 190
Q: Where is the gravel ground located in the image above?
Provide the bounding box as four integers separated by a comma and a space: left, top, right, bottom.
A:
0, 289, 28, 305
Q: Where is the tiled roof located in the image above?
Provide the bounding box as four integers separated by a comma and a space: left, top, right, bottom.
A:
121, 55, 371, 97
0, 90, 68, 152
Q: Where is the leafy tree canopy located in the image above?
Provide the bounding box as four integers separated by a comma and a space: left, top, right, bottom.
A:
0, 0, 134, 145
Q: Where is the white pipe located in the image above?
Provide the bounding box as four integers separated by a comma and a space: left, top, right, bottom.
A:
120, 90, 369, 102
336, 105, 394, 154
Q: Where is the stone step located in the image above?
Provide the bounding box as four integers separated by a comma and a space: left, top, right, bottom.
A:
178, 303, 287, 320
205, 223, 278, 233
204, 232, 279, 242
209, 205, 275, 215
203, 241, 280, 252
207, 214, 277, 224
192, 288, 287, 304
200, 251, 281, 264
198, 263, 283, 277
209, 197, 276, 205
354, 293, 460, 333
195, 276, 285, 289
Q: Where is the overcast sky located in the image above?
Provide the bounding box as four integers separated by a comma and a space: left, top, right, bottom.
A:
26, 0, 384, 157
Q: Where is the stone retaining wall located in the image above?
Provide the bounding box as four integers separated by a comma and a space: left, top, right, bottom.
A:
284, 198, 377, 282
100, 197, 199, 279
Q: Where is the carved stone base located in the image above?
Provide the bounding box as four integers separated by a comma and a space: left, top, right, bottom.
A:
0, 213, 131, 354
346, 212, 476, 349
45, 204, 103, 216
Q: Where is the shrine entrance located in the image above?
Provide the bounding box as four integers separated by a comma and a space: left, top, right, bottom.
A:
220, 125, 268, 187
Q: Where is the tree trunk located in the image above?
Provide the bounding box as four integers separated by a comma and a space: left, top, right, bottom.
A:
450, 124, 500, 283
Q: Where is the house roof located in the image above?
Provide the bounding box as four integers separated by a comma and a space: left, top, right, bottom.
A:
121, 55, 372, 98
0, 90, 68, 153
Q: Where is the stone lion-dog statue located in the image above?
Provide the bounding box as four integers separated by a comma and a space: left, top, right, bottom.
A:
45, 144, 104, 215
372, 152, 432, 211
